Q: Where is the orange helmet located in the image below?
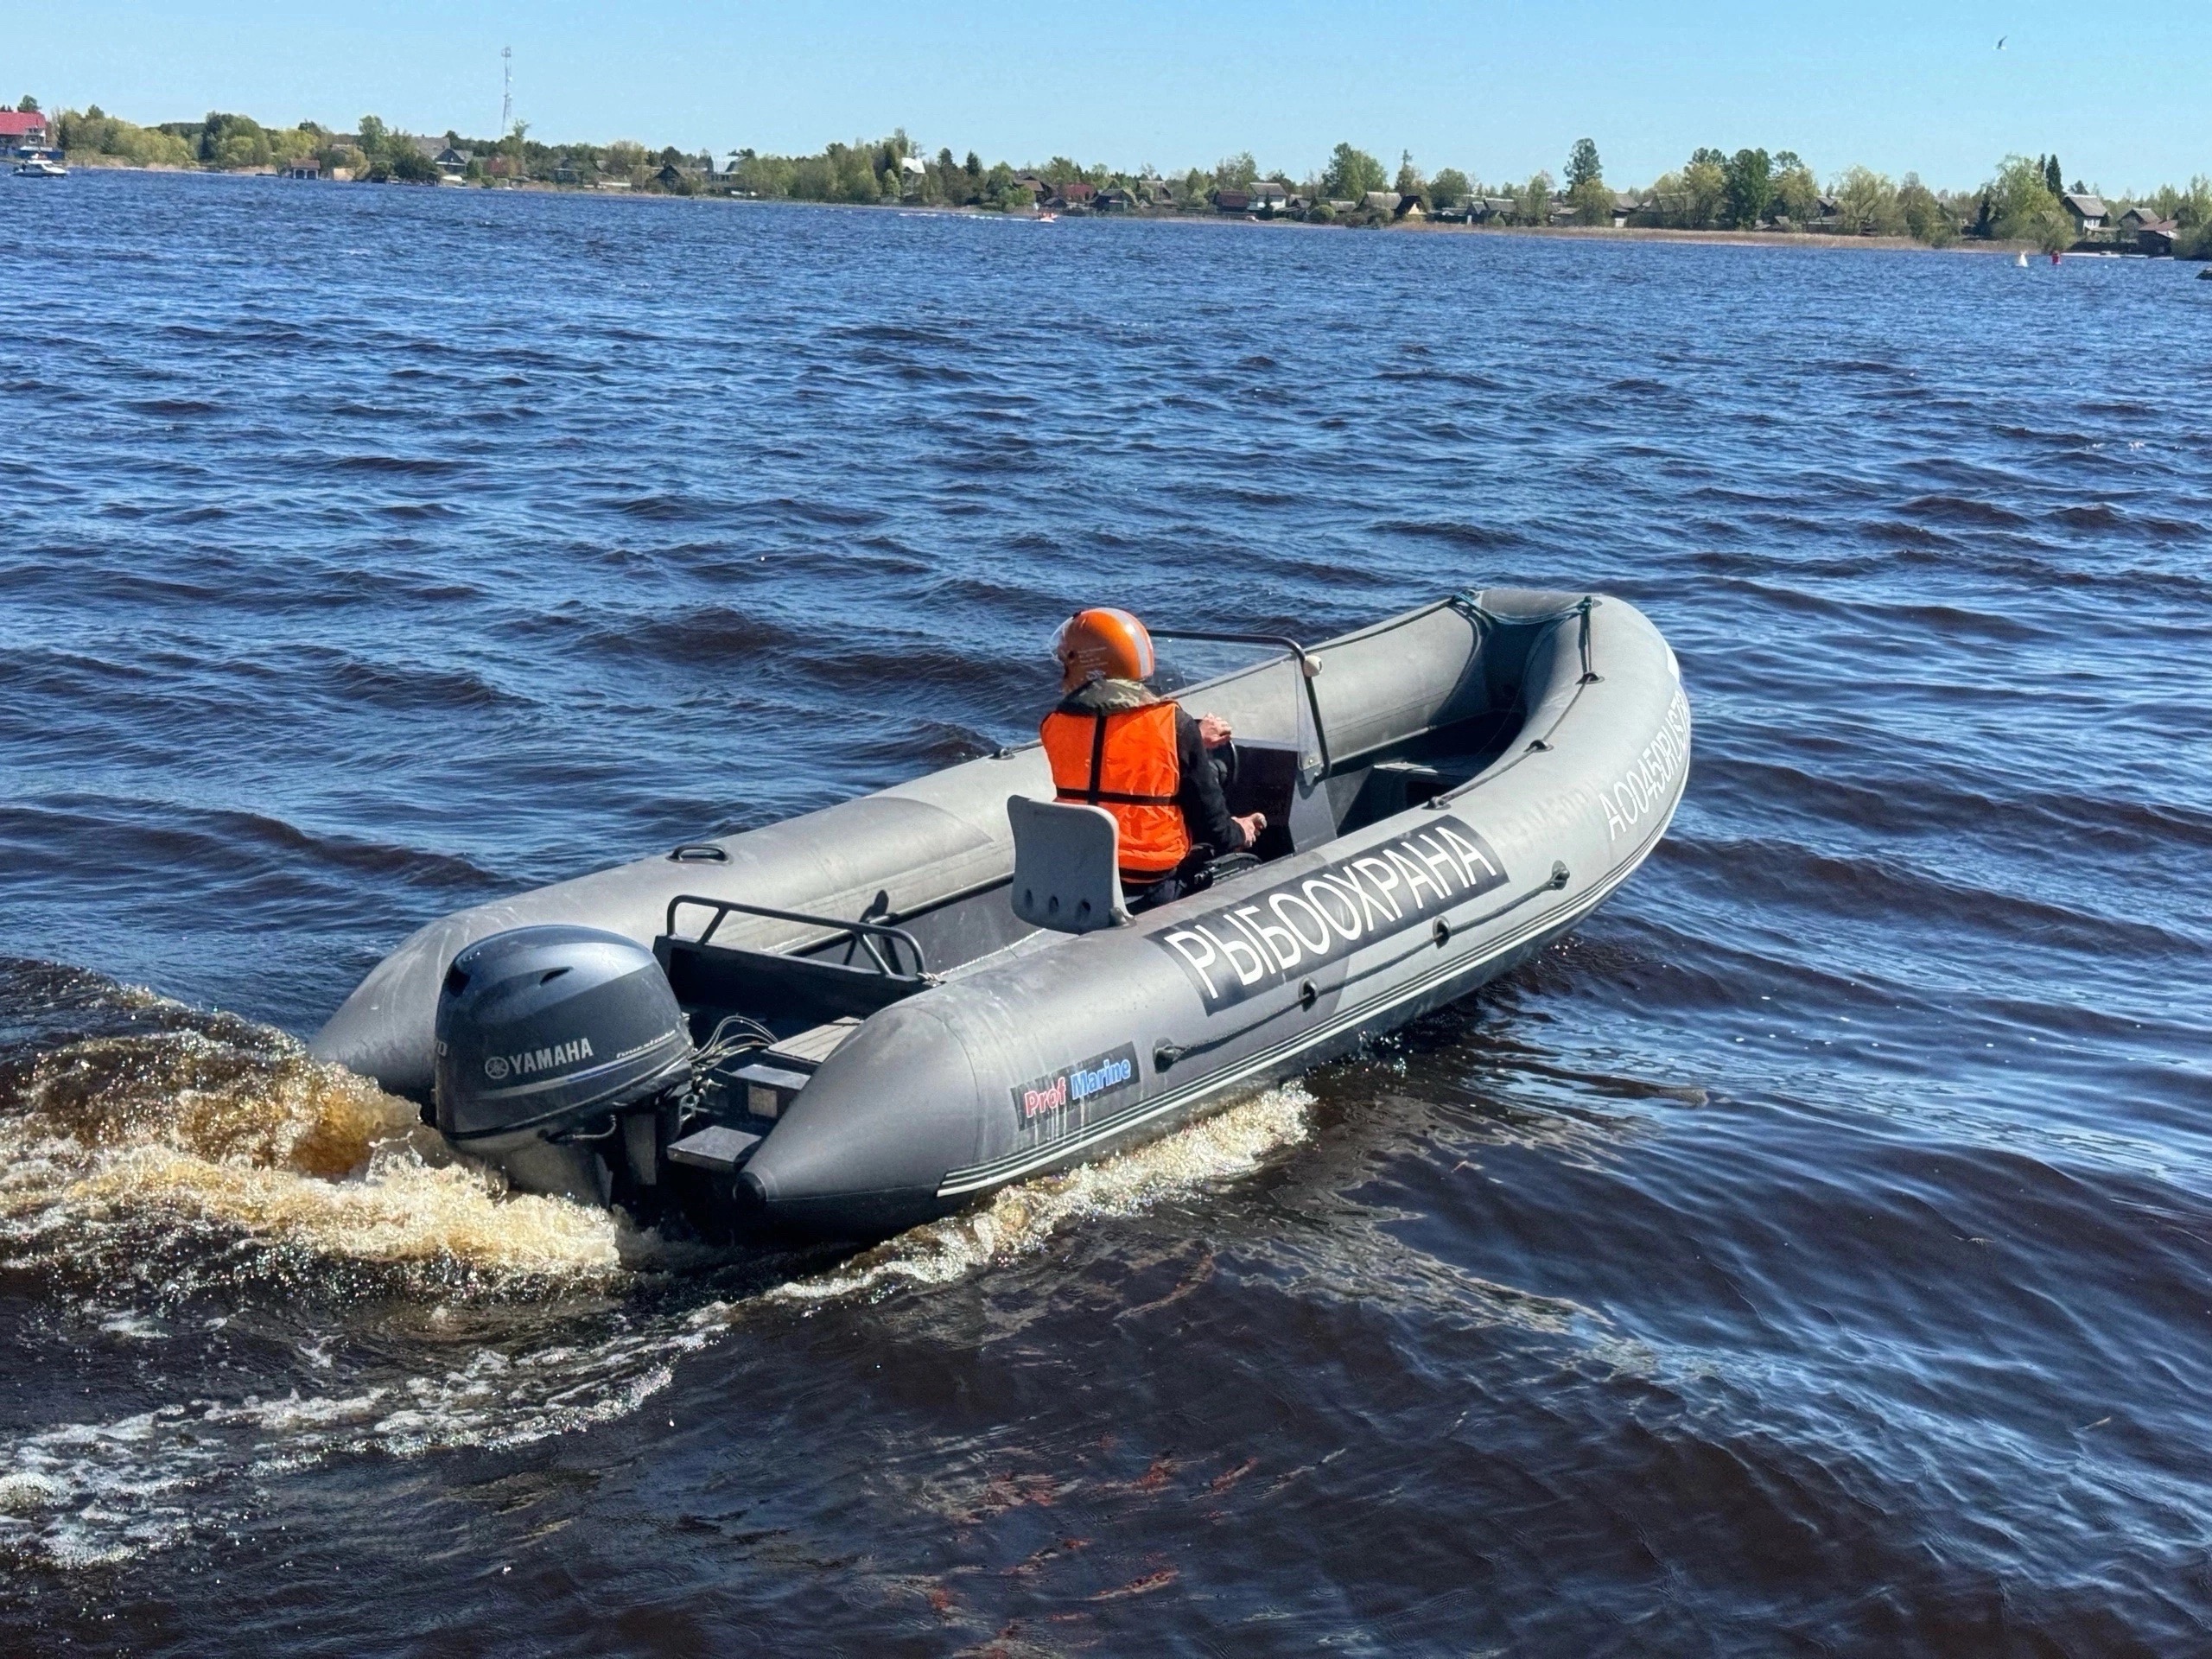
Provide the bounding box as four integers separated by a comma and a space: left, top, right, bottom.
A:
1052, 607, 1155, 691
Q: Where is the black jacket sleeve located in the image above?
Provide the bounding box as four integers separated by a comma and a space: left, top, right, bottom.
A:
1175, 708, 1248, 854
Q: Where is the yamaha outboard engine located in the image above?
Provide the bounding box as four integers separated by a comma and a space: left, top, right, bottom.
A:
435, 925, 693, 1205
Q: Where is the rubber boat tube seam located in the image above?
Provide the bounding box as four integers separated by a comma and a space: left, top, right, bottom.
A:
932, 772, 1683, 1198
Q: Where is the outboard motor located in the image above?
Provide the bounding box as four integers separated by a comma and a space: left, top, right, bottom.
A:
434, 925, 693, 1205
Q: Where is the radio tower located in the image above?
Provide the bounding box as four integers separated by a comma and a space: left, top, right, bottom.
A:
501, 46, 513, 132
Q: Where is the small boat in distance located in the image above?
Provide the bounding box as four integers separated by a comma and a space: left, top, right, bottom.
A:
12, 149, 67, 177
2015, 251, 2030, 267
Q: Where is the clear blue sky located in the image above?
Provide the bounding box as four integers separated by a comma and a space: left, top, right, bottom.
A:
12, 1, 2207, 192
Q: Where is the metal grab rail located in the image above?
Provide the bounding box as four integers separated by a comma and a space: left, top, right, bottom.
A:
1148, 628, 1331, 781
664, 893, 931, 979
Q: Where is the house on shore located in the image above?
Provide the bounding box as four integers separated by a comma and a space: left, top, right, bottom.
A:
1215, 188, 1253, 213
410, 137, 472, 181
1052, 179, 1097, 210
1096, 186, 1137, 213
0, 109, 52, 149
2124, 210, 2178, 254
1251, 180, 1294, 214
284, 156, 321, 181
2061, 192, 2107, 235
1363, 190, 1401, 217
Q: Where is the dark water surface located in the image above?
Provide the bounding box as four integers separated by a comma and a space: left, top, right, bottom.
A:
3, 171, 2210, 1655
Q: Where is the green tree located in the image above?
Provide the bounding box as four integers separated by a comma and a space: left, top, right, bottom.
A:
196, 112, 268, 168
1395, 149, 1425, 202
1680, 152, 1726, 227
828, 141, 878, 202
1515, 169, 1553, 226
751, 153, 799, 197
1896, 174, 1955, 245
2183, 175, 2212, 227
1566, 175, 1611, 225
1986, 153, 2060, 242
372, 142, 439, 184
1321, 142, 1387, 200
1722, 148, 1773, 227
2145, 175, 2212, 227
1428, 167, 1471, 210
1831, 165, 1902, 235
1566, 137, 1601, 191
1771, 152, 1819, 226
17, 95, 38, 112
56, 105, 194, 167
358, 114, 388, 156
2044, 153, 2063, 195
1214, 150, 1258, 190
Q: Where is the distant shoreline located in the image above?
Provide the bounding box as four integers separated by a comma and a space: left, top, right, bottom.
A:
48, 162, 2131, 258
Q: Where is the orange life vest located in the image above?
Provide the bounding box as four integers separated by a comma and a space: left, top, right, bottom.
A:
1039, 701, 1191, 880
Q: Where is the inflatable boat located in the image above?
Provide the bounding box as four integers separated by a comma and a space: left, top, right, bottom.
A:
312, 591, 1690, 1241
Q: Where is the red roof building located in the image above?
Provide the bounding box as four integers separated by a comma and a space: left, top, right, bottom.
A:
0, 111, 52, 144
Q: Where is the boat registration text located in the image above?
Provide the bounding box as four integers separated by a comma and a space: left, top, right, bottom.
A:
1154, 816, 1508, 1014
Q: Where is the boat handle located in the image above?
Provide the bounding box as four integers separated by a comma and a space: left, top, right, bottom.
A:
668, 843, 730, 863
1577, 596, 1603, 684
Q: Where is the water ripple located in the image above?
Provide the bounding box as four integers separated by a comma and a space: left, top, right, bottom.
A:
1, 172, 2209, 1653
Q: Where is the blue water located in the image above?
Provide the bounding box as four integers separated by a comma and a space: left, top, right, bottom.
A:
3, 170, 2210, 1653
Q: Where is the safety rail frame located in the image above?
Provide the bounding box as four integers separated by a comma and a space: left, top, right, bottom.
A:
664, 893, 931, 980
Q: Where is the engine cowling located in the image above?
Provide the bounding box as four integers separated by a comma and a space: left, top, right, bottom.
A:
433, 925, 692, 1146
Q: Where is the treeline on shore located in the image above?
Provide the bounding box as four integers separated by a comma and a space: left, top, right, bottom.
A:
28, 94, 2212, 256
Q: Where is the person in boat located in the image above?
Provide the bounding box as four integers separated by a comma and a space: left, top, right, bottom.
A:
1043, 607, 1266, 911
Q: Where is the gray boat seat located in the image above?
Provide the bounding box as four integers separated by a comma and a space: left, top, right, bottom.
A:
1007, 796, 1127, 934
